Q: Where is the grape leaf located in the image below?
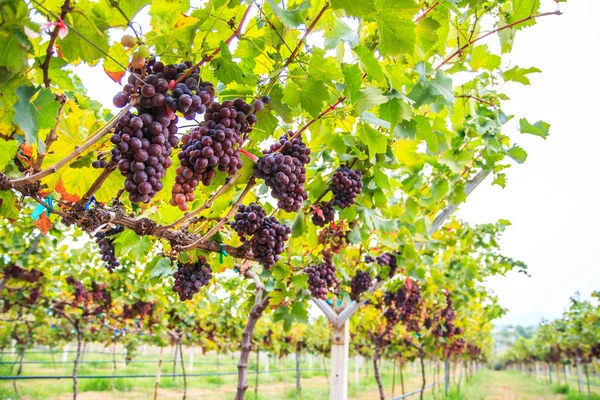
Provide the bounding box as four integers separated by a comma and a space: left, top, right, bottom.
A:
298, 79, 329, 118
13, 86, 60, 145
469, 45, 501, 71
324, 18, 360, 49
212, 42, 255, 85
507, 146, 528, 163
0, 139, 18, 171
354, 46, 386, 83
375, 14, 415, 57
354, 86, 387, 115
331, 0, 376, 17
266, 0, 311, 28
0, 190, 19, 220
357, 122, 387, 159
502, 66, 541, 85
519, 118, 550, 139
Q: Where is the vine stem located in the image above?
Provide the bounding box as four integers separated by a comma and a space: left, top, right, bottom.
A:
76, 162, 117, 208
456, 94, 496, 108
10, 103, 135, 189
235, 269, 269, 400
34, 97, 65, 172
265, 3, 330, 94
174, 4, 254, 85
435, 11, 562, 70
176, 179, 255, 252
414, 1, 439, 23
273, 96, 345, 154
158, 173, 242, 232
40, 0, 72, 88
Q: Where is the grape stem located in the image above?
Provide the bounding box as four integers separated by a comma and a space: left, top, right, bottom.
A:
272, 96, 345, 155
435, 10, 562, 70
414, 1, 439, 23
265, 2, 330, 94
9, 102, 136, 189
158, 172, 242, 232
40, 0, 73, 88
175, 178, 256, 252
239, 149, 259, 163
76, 161, 117, 209
33, 96, 66, 172
174, 3, 254, 85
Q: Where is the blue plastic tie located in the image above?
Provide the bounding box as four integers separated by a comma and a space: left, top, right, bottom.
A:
32, 197, 53, 220
85, 196, 97, 210
219, 243, 228, 264
326, 299, 333, 305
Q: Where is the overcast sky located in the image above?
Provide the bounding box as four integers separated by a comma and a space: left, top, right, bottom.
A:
71, 0, 598, 327
457, 0, 600, 326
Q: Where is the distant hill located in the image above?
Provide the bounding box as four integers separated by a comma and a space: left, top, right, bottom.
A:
496, 311, 558, 327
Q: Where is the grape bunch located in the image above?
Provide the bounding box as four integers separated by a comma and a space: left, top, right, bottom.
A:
350, 270, 372, 301
66, 276, 89, 305
383, 278, 421, 325
330, 167, 362, 208
364, 255, 375, 263
173, 257, 212, 301
230, 203, 267, 240
122, 300, 154, 320
110, 111, 178, 203
311, 201, 335, 227
113, 61, 216, 121
376, 252, 398, 278
253, 133, 310, 212
94, 226, 124, 273
434, 292, 458, 338
3, 264, 42, 283
171, 123, 243, 211
250, 216, 291, 268
203, 98, 261, 136
383, 307, 400, 326
305, 253, 338, 300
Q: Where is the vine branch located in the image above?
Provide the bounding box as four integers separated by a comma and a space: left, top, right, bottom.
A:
40, 0, 72, 88
414, 1, 439, 23
435, 11, 562, 70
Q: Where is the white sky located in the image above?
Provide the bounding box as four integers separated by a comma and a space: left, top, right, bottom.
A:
457, 0, 600, 326
70, 1, 599, 326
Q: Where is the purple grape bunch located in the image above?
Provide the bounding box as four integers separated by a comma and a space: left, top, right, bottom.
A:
305, 253, 338, 299
173, 257, 212, 301
330, 167, 363, 208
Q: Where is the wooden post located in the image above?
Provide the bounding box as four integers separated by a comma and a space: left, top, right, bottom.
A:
444, 358, 450, 398
330, 322, 349, 400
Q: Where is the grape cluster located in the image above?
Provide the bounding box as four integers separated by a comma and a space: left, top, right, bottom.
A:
305, 253, 338, 299
383, 278, 421, 327
433, 292, 459, 338
203, 98, 260, 136
253, 133, 310, 212
364, 255, 375, 263
250, 216, 291, 268
350, 270, 372, 301
230, 203, 267, 240
111, 111, 178, 203
330, 167, 362, 208
94, 226, 124, 273
64, 277, 112, 315
383, 307, 400, 325
173, 257, 212, 301
311, 201, 335, 227
376, 252, 398, 278
92, 156, 108, 169
3, 264, 42, 283
113, 61, 215, 121
122, 300, 154, 320
66, 276, 88, 304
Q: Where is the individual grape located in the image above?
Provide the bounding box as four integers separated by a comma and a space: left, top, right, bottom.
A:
111, 111, 177, 202
253, 132, 311, 212
250, 216, 291, 269
350, 270, 372, 301
172, 257, 212, 301
113, 92, 129, 108
230, 203, 267, 240
253, 99, 264, 111
311, 201, 335, 227
94, 226, 124, 273
364, 255, 375, 263
261, 95, 270, 104
137, 45, 150, 58
171, 122, 243, 210
376, 252, 398, 278
305, 253, 338, 300
121, 35, 136, 48
330, 167, 362, 209
131, 53, 146, 69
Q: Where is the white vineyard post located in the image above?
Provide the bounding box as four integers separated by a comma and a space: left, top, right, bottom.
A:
535, 362, 540, 381
576, 357, 585, 393
189, 345, 194, 372
354, 356, 360, 386
62, 344, 69, 362
444, 358, 450, 397
308, 352, 313, 369
330, 322, 349, 400
264, 352, 269, 378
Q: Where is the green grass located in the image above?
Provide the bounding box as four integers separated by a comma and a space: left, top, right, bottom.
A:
553, 383, 571, 394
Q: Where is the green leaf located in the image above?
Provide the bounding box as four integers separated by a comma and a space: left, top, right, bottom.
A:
331, 0, 376, 17
145, 256, 173, 279
342, 64, 362, 104
292, 211, 308, 238
492, 173, 507, 188
13, 86, 60, 145
507, 146, 528, 163
507, 0, 540, 29
408, 69, 454, 111
354, 46, 386, 83
354, 86, 387, 115
502, 66, 541, 85
357, 122, 387, 158
298, 79, 329, 118
519, 118, 550, 139
439, 150, 471, 173
375, 14, 415, 57
212, 42, 254, 85
114, 230, 152, 261
0, 28, 31, 75
469, 45, 501, 71
266, 0, 310, 28
0, 139, 18, 171
324, 19, 360, 49
59, 1, 110, 64
416, 116, 438, 153
431, 179, 449, 201
0, 190, 19, 220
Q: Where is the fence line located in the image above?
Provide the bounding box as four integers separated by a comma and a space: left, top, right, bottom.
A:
392, 381, 438, 400
0, 368, 322, 380
0, 360, 237, 365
